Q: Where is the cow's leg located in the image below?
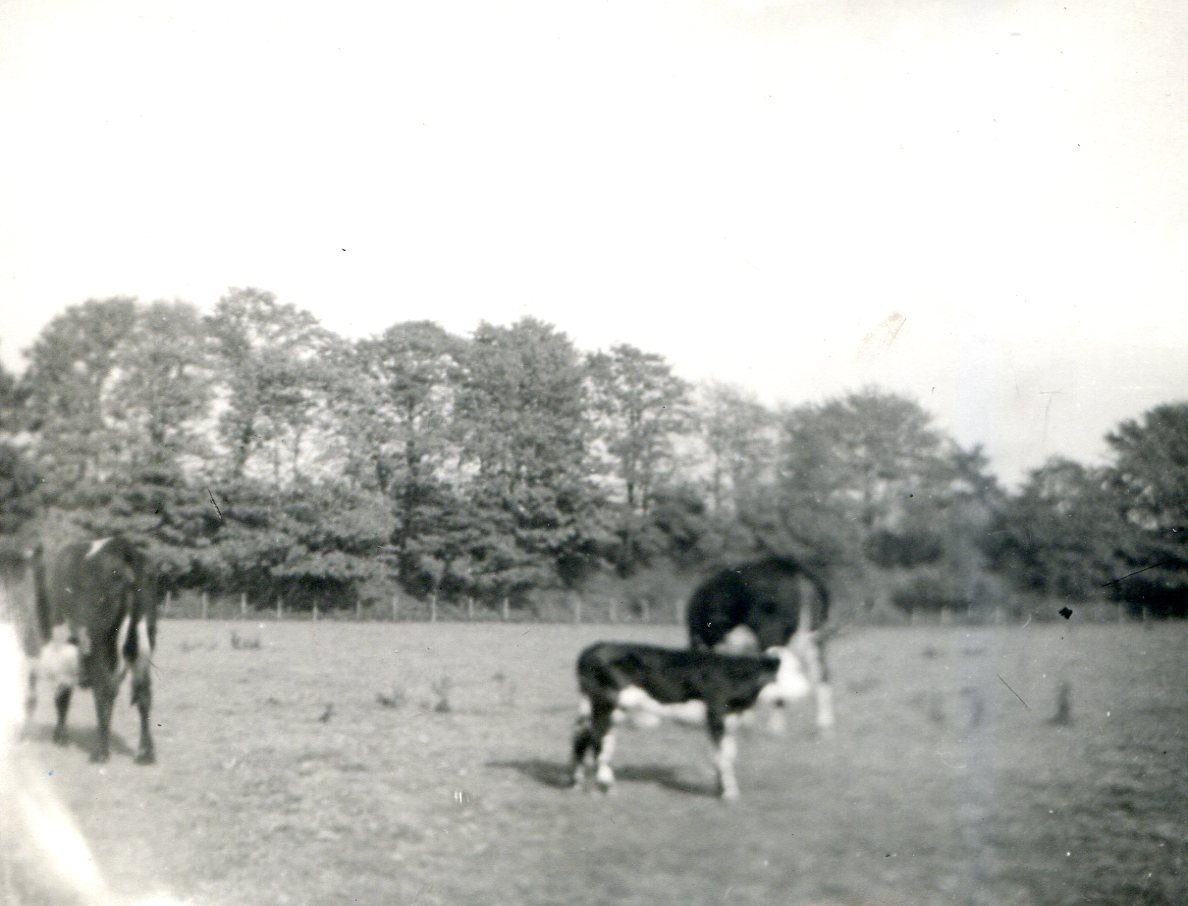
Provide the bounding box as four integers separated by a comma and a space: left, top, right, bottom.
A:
89, 672, 119, 763
130, 667, 154, 764
570, 698, 595, 788
589, 702, 617, 794
128, 621, 155, 764
52, 684, 72, 746
708, 710, 741, 801
803, 637, 835, 733
23, 666, 37, 736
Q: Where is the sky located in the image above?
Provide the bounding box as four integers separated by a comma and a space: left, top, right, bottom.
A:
0, 0, 1184, 487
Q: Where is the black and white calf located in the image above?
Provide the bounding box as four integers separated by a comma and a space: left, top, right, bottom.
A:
571, 642, 811, 800
687, 556, 835, 733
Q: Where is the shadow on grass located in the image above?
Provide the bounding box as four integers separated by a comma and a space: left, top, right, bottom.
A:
487, 758, 713, 797
21, 723, 135, 760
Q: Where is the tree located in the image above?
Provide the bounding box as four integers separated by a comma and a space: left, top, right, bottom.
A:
695, 382, 777, 518
106, 300, 212, 472
346, 321, 466, 586
0, 443, 39, 536
22, 298, 138, 495
0, 352, 38, 537
206, 288, 338, 485
752, 388, 1001, 617
453, 318, 604, 602
587, 345, 692, 575
587, 345, 691, 513
1105, 403, 1188, 616
988, 457, 1129, 602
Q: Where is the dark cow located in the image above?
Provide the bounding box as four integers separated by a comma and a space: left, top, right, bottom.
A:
571, 642, 812, 799
687, 556, 834, 732
20, 537, 160, 764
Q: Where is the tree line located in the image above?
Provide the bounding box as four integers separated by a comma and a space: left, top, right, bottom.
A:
1, 289, 1184, 620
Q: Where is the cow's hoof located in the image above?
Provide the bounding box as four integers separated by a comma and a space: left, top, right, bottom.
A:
135, 751, 156, 766
52, 730, 69, 746
719, 790, 740, 803
89, 750, 110, 764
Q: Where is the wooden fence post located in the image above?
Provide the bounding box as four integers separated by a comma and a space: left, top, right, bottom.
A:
240, 593, 247, 619
501, 597, 510, 622
313, 601, 319, 622
467, 596, 474, 621
430, 591, 438, 623
574, 594, 581, 625
355, 599, 362, 621
641, 598, 650, 624
164, 590, 172, 614
201, 592, 209, 621
277, 595, 283, 621
391, 595, 399, 621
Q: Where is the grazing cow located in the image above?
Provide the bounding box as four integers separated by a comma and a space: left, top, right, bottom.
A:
17, 537, 160, 764
571, 642, 812, 800
687, 556, 835, 732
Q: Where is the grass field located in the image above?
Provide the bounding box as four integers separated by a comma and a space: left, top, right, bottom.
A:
3, 620, 1185, 905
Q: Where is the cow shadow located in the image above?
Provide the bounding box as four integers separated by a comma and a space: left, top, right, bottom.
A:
21, 723, 135, 759
486, 758, 713, 797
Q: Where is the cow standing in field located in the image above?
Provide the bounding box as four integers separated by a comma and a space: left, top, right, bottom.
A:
687, 556, 835, 732
9, 537, 160, 764
571, 642, 812, 799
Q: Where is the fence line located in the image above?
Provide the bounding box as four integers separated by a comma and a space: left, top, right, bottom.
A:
159, 590, 1152, 626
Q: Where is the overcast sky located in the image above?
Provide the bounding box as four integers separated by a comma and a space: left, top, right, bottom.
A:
1, 0, 1184, 486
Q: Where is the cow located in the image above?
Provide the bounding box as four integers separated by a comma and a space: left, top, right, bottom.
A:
570, 641, 812, 800
14, 536, 160, 764
686, 555, 835, 732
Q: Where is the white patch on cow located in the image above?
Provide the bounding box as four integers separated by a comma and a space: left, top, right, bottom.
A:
718, 624, 759, 653
577, 695, 592, 718
37, 634, 82, 693
616, 685, 707, 727
757, 646, 812, 706
121, 617, 153, 683
595, 730, 616, 788
85, 537, 113, 559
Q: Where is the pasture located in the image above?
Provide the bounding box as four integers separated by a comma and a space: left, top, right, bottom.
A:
4, 620, 1185, 905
